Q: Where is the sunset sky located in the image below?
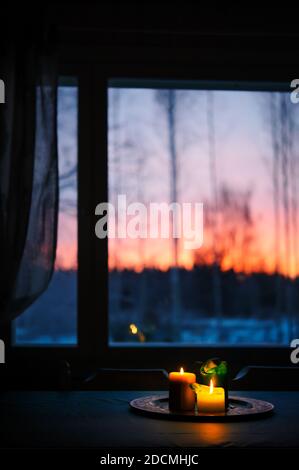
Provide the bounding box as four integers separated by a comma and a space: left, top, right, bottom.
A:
56, 86, 299, 278
55, 86, 78, 271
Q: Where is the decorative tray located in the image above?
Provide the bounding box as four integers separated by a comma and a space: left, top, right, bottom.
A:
130, 394, 274, 421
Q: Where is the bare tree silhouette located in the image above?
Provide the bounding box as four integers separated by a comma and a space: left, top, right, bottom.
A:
130, 127, 149, 330
194, 184, 257, 274
269, 92, 283, 340
156, 89, 181, 340
287, 101, 298, 338
109, 88, 124, 317
287, 108, 298, 271
206, 92, 223, 334
280, 93, 292, 340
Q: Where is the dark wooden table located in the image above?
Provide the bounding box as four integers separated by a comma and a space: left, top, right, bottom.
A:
0, 391, 298, 448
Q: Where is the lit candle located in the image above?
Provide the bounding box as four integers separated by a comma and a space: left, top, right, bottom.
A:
194, 379, 225, 414
169, 367, 196, 411
197, 358, 229, 410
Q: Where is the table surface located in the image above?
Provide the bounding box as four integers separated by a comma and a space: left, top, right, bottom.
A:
0, 391, 298, 448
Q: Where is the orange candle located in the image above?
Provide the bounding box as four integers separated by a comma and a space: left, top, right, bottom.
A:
169, 367, 196, 411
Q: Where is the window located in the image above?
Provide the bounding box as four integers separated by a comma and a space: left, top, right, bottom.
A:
14, 79, 78, 346
108, 80, 299, 346
8, 72, 296, 369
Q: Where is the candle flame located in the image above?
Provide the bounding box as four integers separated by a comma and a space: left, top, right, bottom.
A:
209, 379, 214, 394
180, 367, 184, 374
129, 324, 138, 335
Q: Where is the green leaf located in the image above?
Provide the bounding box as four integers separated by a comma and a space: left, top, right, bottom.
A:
200, 358, 228, 377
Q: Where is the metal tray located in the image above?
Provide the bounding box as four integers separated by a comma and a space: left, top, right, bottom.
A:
130, 394, 274, 421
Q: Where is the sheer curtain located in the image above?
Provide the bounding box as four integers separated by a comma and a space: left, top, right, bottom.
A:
0, 45, 58, 324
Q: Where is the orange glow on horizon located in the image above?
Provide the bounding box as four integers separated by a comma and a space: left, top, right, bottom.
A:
55, 241, 77, 270
106, 238, 299, 278
55, 205, 299, 279
54, 235, 299, 279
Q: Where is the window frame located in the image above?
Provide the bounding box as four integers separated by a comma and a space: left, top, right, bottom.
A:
6, 66, 87, 364
96, 62, 296, 371
5, 54, 298, 372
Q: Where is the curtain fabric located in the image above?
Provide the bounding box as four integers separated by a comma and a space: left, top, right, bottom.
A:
0, 45, 58, 324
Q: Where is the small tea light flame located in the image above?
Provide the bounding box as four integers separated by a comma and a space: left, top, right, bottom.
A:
180, 367, 184, 374
130, 324, 138, 335
209, 378, 214, 394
